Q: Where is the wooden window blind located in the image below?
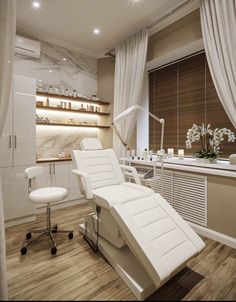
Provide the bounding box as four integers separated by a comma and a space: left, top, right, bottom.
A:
149, 52, 236, 158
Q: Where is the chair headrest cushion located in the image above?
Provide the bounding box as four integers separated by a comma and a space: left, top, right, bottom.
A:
80, 138, 103, 150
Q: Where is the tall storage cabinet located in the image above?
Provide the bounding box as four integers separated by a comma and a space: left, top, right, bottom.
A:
0, 75, 36, 222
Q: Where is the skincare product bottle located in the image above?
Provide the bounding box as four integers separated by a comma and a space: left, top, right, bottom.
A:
68, 102, 71, 109
149, 150, 153, 161
126, 148, 130, 159
137, 148, 140, 160
46, 98, 50, 107
144, 148, 148, 160
131, 149, 135, 159
65, 88, 69, 96
73, 89, 77, 97
49, 86, 53, 93
141, 150, 145, 160
61, 87, 65, 95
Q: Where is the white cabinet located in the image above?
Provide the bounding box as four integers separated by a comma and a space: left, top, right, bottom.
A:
0, 88, 13, 168
69, 162, 82, 201
0, 74, 36, 168
52, 162, 69, 202
0, 75, 36, 223
35, 162, 52, 189
36, 162, 69, 203
36, 161, 81, 203
1, 166, 35, 221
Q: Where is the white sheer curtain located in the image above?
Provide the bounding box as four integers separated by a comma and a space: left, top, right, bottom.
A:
0, 0, 16, 300
113, 29, 148, 157
200, 0, 236, 128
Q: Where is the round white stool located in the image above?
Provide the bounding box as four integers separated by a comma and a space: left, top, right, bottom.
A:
21, 166, 73, 255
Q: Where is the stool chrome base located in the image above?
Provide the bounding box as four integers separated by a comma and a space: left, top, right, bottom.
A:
21, 204, 73, 255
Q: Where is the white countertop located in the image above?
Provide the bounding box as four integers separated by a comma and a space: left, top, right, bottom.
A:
120, 156, 236, 178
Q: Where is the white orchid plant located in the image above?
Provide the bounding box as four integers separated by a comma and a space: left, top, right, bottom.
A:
185, 123, 235, 160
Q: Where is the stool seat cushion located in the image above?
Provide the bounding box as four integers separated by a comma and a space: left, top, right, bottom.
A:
29, 187, 68, 204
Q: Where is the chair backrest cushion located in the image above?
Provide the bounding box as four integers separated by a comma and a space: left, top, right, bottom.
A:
80, 138, 103, 150
72, 149, 125, 190
25, 166, 43, 179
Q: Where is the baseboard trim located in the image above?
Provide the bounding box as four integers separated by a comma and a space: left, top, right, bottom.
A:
5, 214, 36, 228
36, 197, 87, 214
189, 222, 236, 249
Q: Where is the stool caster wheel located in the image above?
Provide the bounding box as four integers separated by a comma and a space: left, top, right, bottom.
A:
68, 232, 73, 240
26, 232, 32, 240
52, 225, 58, 233
20, 247, 27, 255
51, 246, 57, 255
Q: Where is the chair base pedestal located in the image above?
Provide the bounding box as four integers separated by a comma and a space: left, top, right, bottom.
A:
79, 223, 156, 301
22, 224, 73, 255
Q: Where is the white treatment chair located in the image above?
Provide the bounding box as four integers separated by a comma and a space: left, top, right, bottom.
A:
72, 138, 205, 300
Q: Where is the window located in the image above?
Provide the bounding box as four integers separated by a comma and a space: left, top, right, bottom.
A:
149, 52, 236, 158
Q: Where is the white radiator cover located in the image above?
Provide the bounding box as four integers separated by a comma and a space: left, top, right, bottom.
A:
148, 171, 207, 227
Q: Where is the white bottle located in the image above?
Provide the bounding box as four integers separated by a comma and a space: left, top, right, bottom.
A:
144, 148, 148, 160
73, 89, 77, 97
131, 149, 135, 159
126, 148, 130, 159
137, 148, 141, 160
149, 150, 153, 161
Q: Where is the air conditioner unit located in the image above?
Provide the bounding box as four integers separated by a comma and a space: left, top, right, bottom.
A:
15, 35, 41, 58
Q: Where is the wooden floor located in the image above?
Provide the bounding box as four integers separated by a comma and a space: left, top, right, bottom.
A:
5, 203, 236, 301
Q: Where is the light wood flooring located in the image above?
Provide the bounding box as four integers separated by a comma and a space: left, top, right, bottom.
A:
5, 203, 236, 301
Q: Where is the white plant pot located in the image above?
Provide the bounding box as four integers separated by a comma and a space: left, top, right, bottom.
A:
204, 158, 218, 164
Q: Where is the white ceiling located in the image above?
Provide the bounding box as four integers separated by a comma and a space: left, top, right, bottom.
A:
16, 0, 196, 58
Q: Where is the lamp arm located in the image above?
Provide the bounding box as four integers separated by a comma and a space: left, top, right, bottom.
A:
113, 104, 165, 150
147, 111, 165, 151
111, 122, 128, 147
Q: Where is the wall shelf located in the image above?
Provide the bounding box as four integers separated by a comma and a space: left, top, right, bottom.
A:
36, 105, 110, 116
36, 121, 110, 129
36, 92, 110, 105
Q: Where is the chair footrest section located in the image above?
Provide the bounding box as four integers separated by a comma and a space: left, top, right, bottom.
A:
79, 223, 156, 301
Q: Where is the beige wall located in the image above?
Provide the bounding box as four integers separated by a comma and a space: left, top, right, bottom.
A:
207, 175, 236, 238
147, 9, 202, 61
97, 57, 115, 149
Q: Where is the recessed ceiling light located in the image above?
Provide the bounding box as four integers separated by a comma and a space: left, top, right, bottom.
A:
49, 70, 52, 73
62, 58, 66, 61
93, 28, 100, 35
38, 79, 42, 82
33, 1, 40, 8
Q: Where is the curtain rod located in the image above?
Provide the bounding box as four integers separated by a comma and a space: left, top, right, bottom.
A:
105, 0, 195, 57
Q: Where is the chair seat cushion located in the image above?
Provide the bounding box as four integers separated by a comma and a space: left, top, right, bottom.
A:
92, 182, 154, 209
29, 187, 68, 204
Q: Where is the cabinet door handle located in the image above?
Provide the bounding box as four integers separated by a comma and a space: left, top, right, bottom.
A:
14, 135, 17, 149
53, 163, 55, 174
49, 164, 52, 175
9, 135, 12, 149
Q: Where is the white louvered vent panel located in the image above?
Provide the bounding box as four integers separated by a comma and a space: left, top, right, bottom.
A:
173, 173, 207, 226
147, 171, 173, 206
